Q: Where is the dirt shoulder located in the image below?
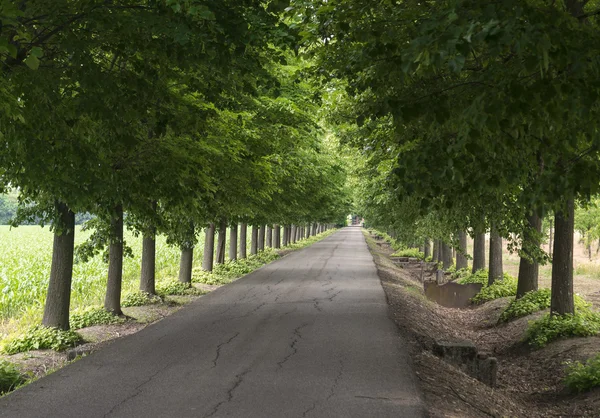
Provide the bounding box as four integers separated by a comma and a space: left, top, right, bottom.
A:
364, 230, 600, 418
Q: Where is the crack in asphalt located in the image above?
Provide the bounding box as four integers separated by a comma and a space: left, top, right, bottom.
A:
103, 362, 173, 417
327, 290, 342, 302
300, 359, 345, 417
203, 369, 251, 418
354, 395, 394, 401
277, 323, 309, 369
212, 332, 240, 368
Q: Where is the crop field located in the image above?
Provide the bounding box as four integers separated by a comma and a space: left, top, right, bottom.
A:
0, 225, 253, 336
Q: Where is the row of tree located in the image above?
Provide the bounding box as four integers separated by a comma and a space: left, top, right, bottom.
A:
292, 0, 600, 314
0, 2, 350, 330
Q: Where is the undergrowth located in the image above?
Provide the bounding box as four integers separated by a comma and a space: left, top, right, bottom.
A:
70, 307, 125, 329
156, 280, 206, 297
121, 292, 162, 307
565, 353, 600, 393
525, 302, 600, 348
367, 229, 402, 251
455, 269, 518, 303
1, 325, 83, 354
194, 249, 280, 285
499, 289, 592, 323
0, 360, 25, 395
390, 248, 424, 259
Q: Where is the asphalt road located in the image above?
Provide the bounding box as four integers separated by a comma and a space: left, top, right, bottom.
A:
0, 227, 424, 417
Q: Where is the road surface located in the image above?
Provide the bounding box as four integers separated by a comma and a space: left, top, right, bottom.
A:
0, 227, 424, 417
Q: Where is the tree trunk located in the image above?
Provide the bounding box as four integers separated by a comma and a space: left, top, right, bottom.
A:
312, 223, 317, 236
587, 228, 592, 260
139, 201, 157, 295
456, 231, 468, 270
140, 234, 156, 294
42, 202, 75, 330
488, 226, 503, 286
551, 198, 575, 316
178, 247, 193, 284
548, 224, 553, 258
274, 224, 281, 248
266, 226, 272, 247
104, 204, 124, 315
442, 241, 453, 270
251, 225, 258, 255
432, 240, 439, 262
472, 232, 486, 273
215, 220, 227, 264
282, 225, 289, 246
291, 225, 297, 244
258, 225, 266, 251
516, 214, 542, 298
239, 223, 247, 259
202, 223, 215, 271
423, 239, 431, 259
229, 223, 237, 261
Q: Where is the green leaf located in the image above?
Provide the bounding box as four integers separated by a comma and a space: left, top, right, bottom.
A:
23, 54, 39, 70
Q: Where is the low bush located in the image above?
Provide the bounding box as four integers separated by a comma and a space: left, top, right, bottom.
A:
70, 307, 124, 329
2, 325, 83, 354
565, 353, 600, 393
121, 292, 162, 307
500, 290, 591, 323
450, 268, 471, 280
194, 249, 280, 285
390, 248, 424, 259
0, 361, 25, 394
156, 280, 206, 297
456, 269, 489, 285
471, 274, 518, 304
525, 309, 600, 348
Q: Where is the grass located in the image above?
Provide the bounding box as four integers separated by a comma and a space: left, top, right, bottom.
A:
0, 360, 25, 395
575, 263, 600, 279
0, 225, 258, 338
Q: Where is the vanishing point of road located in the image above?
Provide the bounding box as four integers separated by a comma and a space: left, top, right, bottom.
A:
0, 227, 424, 417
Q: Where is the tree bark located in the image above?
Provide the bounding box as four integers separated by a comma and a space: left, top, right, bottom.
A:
274, 224, 281, 248
423, 239, 431, 259
312, 223, 317, 236
266, 226, 272, 247
215, 220, 227, 264
178, 247, 193, 284
551, 198, 575, 316
42, 202, 75, 330
517, 214, 542, 298
442, 241, 453, 270
291, 225, 297, 244
104, 204, 124, 315
239, 223, 247, 259
549, 223, 554, 258
258, 225, 266, 251
140, 234, 156, 294
229, 223, 237, 261
456, 231, 468, 270
282, 225, 289, 246
488, 226, 503, 286
202, 223, 215, 271
251, 225, 258, 255
472, 232, 486, 273
432, 240, 439, 262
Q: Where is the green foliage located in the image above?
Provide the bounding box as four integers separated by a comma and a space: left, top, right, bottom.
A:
0, 361, 25, 395
525, 310, 600, 348
501, 291, 591, 323
450, 267, 471, 280
456, 269, 489, 285
499, 289, 551, 323
390, 248, 424, 259
121, 292, 162, 308
565, 353, 600, 393
155, 280, 206, 297
2, 326, 82, 354
70, 308, 124, 330
471, 274, 518, 304
194, 249, 281, 285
